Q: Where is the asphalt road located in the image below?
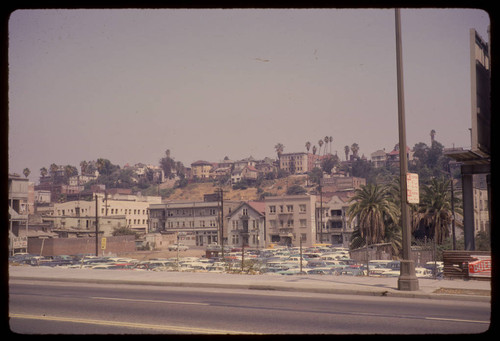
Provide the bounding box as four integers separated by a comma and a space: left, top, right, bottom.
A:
9, 279, 491, 335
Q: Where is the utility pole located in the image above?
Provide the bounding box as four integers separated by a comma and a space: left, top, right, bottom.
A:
395, 8, 419, 291
95, 194, 99, 256
216, 187, 227, 259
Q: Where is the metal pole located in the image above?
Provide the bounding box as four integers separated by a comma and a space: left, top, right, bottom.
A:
95, 194, 99, 256
395, 8, 419, 291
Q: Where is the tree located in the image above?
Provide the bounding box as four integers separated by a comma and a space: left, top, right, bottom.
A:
413, 177, 454, 245
329, 136, 333, 154
23, 168, 30, 178
318, 139, 324, 156
351, 143, 359, 159
307, 167, 323, 186
40, 167, 48, 178
324, 136, 329, 155
321, 154, 339, 174
274, 143, 284, 166
286, 184, 307, 195
305, 141, 311, 153
80, 161, 88, 175
312, 145, 317, 155
160, 149, 177, 179
347, 183, 399, 245
344, 145, 350, 161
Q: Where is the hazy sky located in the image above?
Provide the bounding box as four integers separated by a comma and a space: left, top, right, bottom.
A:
8, 8, 490, 182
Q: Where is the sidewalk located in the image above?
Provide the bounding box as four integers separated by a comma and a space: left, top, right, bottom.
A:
9, 266, 491, 302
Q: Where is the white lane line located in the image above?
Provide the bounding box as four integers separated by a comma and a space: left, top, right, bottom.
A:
10, 313, 256, 334
425, 317, 490, 324
91, 296, 210, 306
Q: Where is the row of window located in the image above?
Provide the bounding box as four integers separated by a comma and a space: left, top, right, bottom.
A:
268, 219, 308, 228
231, 220, 261, 229
268, 204, 307, 214
166, 220, 218, 228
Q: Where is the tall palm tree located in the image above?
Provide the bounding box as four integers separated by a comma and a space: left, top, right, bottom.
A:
305, 141, 311, 153
414, 177, 454, 244
80, 161, 88, 175
324, 136, 329, 155
312, 145, 317, 155
329, 136, 333, 154
40, 167, 48, 178
23, 168, 30, 178
344, 145, 350, 161
318, 139, 324, 156
351, 143, 359, 159
274, 143, 284, 168
347, 183, 399, 245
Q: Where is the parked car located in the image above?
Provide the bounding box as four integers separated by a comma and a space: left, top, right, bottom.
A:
168, 243, 189, 251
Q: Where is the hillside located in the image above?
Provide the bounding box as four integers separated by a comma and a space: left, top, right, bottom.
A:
159, 174, 311, 202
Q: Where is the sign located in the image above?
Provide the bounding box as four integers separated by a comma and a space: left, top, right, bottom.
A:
406, 173, 419, 204
468, 255, 491, 278
101, 237, 107, 250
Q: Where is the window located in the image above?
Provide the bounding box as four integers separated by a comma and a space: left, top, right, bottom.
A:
300, 219, 307, 227
299, 204, 306, 213
269, 206, 276, 214
287, 205, 293, 212
287, 219, 294, 227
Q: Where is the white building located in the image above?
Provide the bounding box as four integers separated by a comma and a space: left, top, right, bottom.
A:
265, 194, 317, 247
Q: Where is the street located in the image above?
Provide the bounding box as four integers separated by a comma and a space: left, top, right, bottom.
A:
9, 279, 490, 334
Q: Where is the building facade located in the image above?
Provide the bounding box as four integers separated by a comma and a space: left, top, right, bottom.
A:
8, 174, 30, 254
317, 195, 356, 247
148, 199, 242, 247
226, 201, 266, 248
265, 195, 317, 247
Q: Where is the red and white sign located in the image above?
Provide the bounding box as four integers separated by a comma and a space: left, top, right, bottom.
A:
468, 255, 491, 278
406, 173, 419, 204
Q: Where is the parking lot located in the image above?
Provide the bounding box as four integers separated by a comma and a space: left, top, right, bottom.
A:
8, 245, 441, 278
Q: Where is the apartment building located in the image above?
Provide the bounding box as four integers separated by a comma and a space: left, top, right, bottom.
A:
191, 160, 214, 179
317, 195, 357, 247
148, 199, 242, 247
265, 195, 317, 247
226, 201, 266, 248
49, 193, 160, 235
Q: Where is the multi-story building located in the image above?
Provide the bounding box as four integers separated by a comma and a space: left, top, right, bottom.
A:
226, 201, 266, 248
191, 160, 214, 180
279, 152, 315, 174
8, 174, 29, 254
317, 195, 357, 247
370, 149, 387, 168
148, 198, 242, 247
265, 194, 317, 247
49, 193, 160, 235
473, 174, 490, 235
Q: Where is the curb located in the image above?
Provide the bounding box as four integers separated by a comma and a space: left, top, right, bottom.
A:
10, 275, 491, 303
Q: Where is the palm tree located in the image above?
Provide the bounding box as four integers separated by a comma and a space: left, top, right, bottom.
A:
312, 145, 317, 155
344, 145, 350, 161
305, 141, 311, 153
351, 143, 359, 159
23, 168, 30, 178
347, 183, 399, 245
274, 143, 284, 168
324, 136, 329, 155
40, 167, 48, 178
318, 139, 324, 156
414, 177, 454, 244
329, 136, 333, 154
80, 161, 88, 175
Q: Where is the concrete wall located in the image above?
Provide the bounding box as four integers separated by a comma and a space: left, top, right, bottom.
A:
28, 235, 136, 256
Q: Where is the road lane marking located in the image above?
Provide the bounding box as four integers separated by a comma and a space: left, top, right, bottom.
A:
10, 313, 257, 334
91, 296, 210, 306
425, 317, 490, 324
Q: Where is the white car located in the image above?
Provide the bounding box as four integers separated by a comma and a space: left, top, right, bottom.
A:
168, 243, 189, 251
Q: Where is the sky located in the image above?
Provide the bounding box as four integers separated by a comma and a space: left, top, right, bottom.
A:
8, 8, 490, 183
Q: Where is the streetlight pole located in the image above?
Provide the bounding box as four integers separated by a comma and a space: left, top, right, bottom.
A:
395, 8, 419, 291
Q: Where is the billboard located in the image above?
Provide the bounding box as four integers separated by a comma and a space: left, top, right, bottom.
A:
470, 29, 491, 158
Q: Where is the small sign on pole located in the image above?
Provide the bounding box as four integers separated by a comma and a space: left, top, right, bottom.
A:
101, 237, 107, 250
407, 173, 419, 204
